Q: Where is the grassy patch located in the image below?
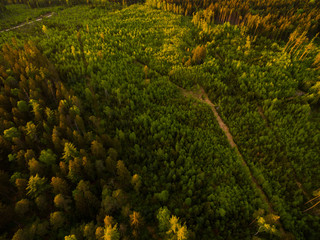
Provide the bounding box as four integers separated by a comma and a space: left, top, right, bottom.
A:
0, 4, 63, 31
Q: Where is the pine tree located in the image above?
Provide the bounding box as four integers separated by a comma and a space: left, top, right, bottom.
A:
50, 211, 65, 230
104, 224, 120, 240
91, 140, 106, 158
83, 222, 96, 240
104, 216, 114, 227
26, 174, 48, 198
15, 199, 30, 216
28, 158, 43, 176
131, 174, 141, 193
12, 229, 28, 240
54, 194, 71, 211
116, 160, 131, 187
63, 142, 78, 160
51, 177, 70, 195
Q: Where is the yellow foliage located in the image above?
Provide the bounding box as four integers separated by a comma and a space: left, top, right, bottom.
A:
104, 216, 114, 227
130, 211, 141, 228
42, 25, 48, 34
257, 217, 265, 225
71, 46, 76, 57
167, 216, 179, 234
176, 225, 188, 240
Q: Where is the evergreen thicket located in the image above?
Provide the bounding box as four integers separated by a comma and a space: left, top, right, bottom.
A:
0, 1, 320, 239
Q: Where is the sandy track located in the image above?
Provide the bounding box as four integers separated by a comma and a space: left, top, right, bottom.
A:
0, 12, 54, 33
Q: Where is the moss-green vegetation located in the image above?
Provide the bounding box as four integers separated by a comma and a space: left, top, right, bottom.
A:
0, 4, 63, 31
0, 1, 320, 240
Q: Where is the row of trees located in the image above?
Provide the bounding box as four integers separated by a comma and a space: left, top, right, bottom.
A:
146, 0, 320, 40
2, 0, 144, 8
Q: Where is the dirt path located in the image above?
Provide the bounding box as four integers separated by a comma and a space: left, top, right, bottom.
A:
107, 50, 289, 235
0, 12, 54, 33
179, 86, 287, 236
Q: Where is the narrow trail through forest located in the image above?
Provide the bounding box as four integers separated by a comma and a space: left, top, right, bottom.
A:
2, 14, 289, 231
0, 12, 54, 33
131, 54, 288, 234
179, 86, 287, 236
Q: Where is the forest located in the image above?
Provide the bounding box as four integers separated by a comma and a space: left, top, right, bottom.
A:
0, 0, 320, 239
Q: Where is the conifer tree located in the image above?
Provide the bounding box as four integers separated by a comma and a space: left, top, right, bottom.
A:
104, 224, 120, 240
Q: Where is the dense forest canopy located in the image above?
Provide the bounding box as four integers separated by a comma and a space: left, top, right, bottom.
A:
0, 0, 320, 240
146, 0, 320, 39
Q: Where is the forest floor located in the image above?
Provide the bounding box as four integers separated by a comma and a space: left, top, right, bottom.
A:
179, 85, 287, 236
0, 12, 54, 33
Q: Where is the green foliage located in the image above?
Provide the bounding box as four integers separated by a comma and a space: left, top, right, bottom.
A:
8, 153, 17, 162
17, 100, 29, 112
155, 190, 169, 203
3, 127, 20, 140
26, 174, 48, 198
39, 149, 57, 165
157, 207, 171, 232
64, 235, 77, 240
157, 210, 189, 240
184, 198, 191, 206
1, 2, 320, 240
0, 4, 61, 31
63, 142, 78, 160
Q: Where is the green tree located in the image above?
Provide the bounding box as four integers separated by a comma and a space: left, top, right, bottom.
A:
65, 234, 77, 240
17, 100, 29, 112
63, 142, 78, 160
3, 127, 20, 140
39, 149, 57, 166
25, 121, 38, 141
155, 190, 169, 203
26, 174, 49, 198
157, 207, 171, 232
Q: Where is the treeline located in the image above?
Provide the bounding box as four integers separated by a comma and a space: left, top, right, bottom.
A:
146, 0, 320, 40
2, 0, 144, 8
